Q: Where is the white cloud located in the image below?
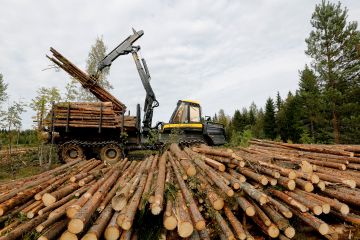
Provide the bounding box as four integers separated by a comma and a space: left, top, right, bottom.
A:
0, 0, 359, 128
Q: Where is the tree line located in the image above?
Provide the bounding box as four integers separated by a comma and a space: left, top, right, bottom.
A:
214, 1, 360, 145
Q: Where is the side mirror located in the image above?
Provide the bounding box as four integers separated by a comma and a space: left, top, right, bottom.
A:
205, 116, 211, 121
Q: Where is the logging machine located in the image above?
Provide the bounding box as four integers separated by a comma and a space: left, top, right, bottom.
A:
44, 29, 226, 163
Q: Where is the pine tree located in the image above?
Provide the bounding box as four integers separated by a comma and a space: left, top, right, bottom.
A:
298, 65, 323, 142
232, 110, 242, 132
263, 97, 276, 139
305, 0, 360, 143
275, 91, 282, 113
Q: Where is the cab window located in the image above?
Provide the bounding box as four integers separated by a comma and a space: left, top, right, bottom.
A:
172, 102, 188, 123
189, 105, 201, 122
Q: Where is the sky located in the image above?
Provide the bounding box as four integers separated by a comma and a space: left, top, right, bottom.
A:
1, 0, 360, 129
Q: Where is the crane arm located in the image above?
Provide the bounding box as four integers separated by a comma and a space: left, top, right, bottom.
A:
97, 29, 144, 73
131, 49, 159, 134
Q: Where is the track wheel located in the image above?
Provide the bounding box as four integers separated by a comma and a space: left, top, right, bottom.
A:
61, 143, 84, 163
100, 144, 122, 163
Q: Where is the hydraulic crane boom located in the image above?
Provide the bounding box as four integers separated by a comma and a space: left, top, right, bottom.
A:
96, 29, 159, 134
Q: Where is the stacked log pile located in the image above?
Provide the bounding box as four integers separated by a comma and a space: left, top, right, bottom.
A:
0, 140, 360, 239
45, 102, 122, 129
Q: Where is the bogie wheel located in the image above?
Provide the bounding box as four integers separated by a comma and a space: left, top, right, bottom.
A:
100, 144, 122, 163
61, 143, 85, 163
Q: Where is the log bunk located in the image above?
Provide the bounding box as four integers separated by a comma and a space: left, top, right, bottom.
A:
1, 140, 360, 239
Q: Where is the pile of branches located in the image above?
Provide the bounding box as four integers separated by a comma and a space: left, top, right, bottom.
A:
0, 141, 360, 240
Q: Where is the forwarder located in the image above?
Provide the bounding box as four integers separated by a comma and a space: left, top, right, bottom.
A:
44, 29, 226, 163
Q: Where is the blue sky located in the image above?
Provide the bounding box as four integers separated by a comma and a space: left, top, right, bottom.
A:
0, 0, 360, 129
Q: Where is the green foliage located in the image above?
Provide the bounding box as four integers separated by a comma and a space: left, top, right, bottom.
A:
229, 129, 252, 147
30, 87, 61, 130
263, 97, 276, 139
305, 0, 360, 143
300, 130, 313, 144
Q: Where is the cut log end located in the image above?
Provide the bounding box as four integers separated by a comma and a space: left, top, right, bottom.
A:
36, 225, 45, 233
34, 193, 42, 200
341, 204, 350, 215
0, 208, 4, 216
319, 223, 329, 235
151, 205, 162, 215
187, 167, 197, 176
288, 171, 297, 180
311, 174, 320, 184
70, 176, 76, 182
285, 226, 296, 238
82, 232, 97, 240
313, 206, 323, 216
178, 222, 194, 238
213, 199, 225, 210
195, 220, 206, 230
104, 226, 120, 240
68, 218, 84, 234
304, 183, 314, 192
287, 180, 296, 190
261, 177, 269, 186
268, 224, 280, 238
259, 195, 268, 205
245, 207, 255, 217
227, 189, 234, 197
233, 183, 240, 189
42, 193, 56, 207
38, 237, 48, 240
322, 204, 330, 214
270, 179, 277, 186
282, 211, 293, 219
60, 230, 78, 240
121, 221, 132, 230
317, 181, 326, 191
164, 216, 177, 230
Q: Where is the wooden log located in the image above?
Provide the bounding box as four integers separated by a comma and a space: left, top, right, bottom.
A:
105, 211, 121, 240
290, 206, 329, 235
0, 212, 50, 240
38, 219, 68, 240
42, 182, 80, 207
163, 196, 177, 230
59, 230, 78, 240
268, 189, 308, 213
228, 169, 246, 183
315, 172, 356, 189
213, 210, 235, 240
285, 191, 322, 215
38, 185, 89, 215
322, 188, 360, 207
237, 167, 268, 185
261, 204, 295, 238
190, 152, 234, 197
277, 176, 296, 190
251, 214, 279, 238
37, 198, 76, 232
152, 152, 167, 215
294, 178, 314, 192
68, 169, 120, 234
169, 152, 205, 230
303, 192, 349, 215
250, 199, 272, 226
139, 155, 157, 210
120, 174, 148, 230
175, 191, 194, 238
239, 182, 268, 205
267, 196, 293, 218
223, 205, 246, 240
234, 195, 255, 216
82, 204, 114, 240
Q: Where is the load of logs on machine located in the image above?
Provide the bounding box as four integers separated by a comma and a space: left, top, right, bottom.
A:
0, 139, 360, 240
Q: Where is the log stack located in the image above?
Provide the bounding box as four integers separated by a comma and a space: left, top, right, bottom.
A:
0, 140, 360, 240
